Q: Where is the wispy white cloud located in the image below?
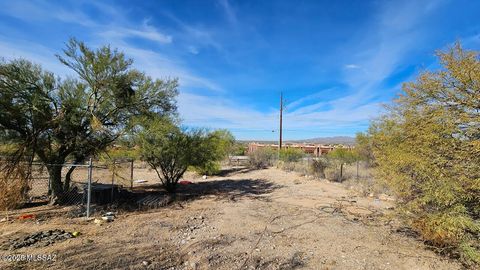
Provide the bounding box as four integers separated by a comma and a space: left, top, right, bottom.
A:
0, 0, 222, 92
344, 64, 360, 69
332, 1, 443, 108
217, 0, 238, 25
0, 0, 96, 27
188, 46, 199, 55
268, 0, 444, 138
164, 12, 223, 52
178, 92, 276, 130
101, 19, 173, 44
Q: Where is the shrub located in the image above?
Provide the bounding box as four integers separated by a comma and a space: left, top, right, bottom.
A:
368, 43, 480, 266
138, 120, 234, 192
231, 143, 247, 156
309, 158, 328, 179
279, 148, 304, 162
192, 129, 234, 175
248, 147, 277, 168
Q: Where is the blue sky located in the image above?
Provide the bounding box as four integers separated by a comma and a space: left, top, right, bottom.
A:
1, 0, 479, 140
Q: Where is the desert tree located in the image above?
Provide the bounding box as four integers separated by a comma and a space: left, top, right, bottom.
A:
138, 119, 225, 193
0, 39, 178, 202
368, 43, 480, 266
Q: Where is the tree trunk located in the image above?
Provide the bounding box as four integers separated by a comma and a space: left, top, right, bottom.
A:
165, 180, 177, 193
64, 166, 75, 191
47, 165, 64, 202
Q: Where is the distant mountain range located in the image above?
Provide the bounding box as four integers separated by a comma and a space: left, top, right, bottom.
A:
289, 136, 356, 145
240, 136, 356, 145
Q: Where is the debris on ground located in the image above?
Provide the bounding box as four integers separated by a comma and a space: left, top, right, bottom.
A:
134, 179, 148, 184
1, 230, 74, 250
94, 218, 106, 225
137, 194, 175, 208
18, 214, 36, 220
101, 212, 115, 222
179, 180, 193, 185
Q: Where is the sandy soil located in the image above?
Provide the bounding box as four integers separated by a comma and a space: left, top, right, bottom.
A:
0, 167, 461, 270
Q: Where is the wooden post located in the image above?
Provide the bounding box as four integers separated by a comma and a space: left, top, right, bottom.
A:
340, 163, 343, 180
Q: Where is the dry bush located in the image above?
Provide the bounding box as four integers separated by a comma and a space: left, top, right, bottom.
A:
277, 158, 329, 180
0, 163, 30, 210
248, 147, 277, 169
324, 166, 341, 181
309, 159, 327, 179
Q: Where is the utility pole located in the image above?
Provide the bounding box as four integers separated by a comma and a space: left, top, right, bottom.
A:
279, 92, 283, 150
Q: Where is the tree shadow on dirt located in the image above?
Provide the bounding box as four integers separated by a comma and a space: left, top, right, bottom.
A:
125, 177, 281, 210
214, 166, 259, 177
177, 178, 280, 201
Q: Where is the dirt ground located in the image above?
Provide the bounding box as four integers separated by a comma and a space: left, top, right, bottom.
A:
0, 167, 462, 270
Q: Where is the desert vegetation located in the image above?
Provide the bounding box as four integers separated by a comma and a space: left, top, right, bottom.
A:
356, 43, 480, 266
1, 39, 479, 269
0, 39, 178, 202
137, 118, 234, 192
0, 39, 235, 203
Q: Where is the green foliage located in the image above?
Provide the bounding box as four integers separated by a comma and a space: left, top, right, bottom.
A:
368, 43, 480, 266
192, 129, 234, 175
138, 120, 231, 192
0, 143, 18, 156
0, 38, 178, 199
248, 147, 277, 169
279, 148, 304, 162
99, 146, 140, 162
327, 148, 358, 164
193, 160, 221, 176
231, 142, 248, 156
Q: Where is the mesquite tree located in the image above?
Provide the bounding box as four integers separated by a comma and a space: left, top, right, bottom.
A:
0, 39, 178, 201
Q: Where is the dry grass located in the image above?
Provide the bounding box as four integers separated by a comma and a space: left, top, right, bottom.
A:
0, 167, 460, 270
0, 163, 30, 211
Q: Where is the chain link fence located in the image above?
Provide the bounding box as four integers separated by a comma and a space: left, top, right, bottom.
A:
1, 158, 136, 220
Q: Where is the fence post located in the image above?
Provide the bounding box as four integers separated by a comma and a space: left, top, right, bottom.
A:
130, 159, 134, 189
111, 160, 115, 201
86, 157, 93, 218
356, 161, 359, 179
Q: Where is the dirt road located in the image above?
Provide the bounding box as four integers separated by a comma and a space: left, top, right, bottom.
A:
0, 167, 461, 269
